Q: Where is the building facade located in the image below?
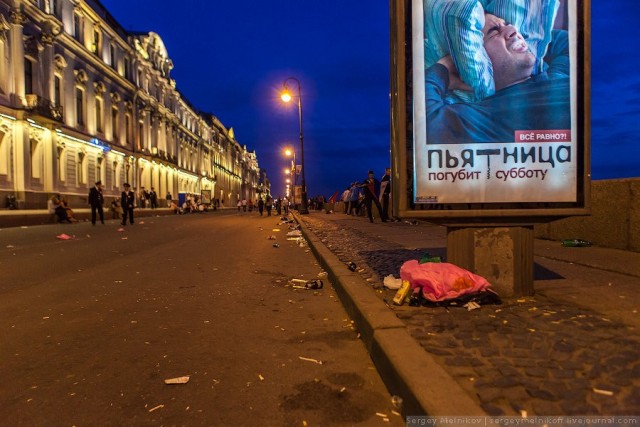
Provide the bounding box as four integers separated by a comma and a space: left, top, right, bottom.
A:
0, 0, 264, 209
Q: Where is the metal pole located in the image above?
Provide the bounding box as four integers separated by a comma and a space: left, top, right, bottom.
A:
295, 79, 309, 214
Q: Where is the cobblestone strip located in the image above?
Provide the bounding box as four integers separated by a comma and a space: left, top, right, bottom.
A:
300, 215, 640, 416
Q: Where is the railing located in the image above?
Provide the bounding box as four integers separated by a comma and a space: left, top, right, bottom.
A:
25, 94, 64, 122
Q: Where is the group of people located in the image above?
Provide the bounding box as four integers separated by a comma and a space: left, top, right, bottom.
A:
237, 196, 290, 217
341, 168, 391, 223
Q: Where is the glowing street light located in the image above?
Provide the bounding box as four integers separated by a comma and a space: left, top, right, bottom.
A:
280, 77, 308, 214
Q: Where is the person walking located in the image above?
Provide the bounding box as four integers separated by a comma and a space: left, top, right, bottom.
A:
380, 168, 391, 221
121, 183, 135, 226
149, 187, 158, 209
265, 196, 273, 217
166, 192, 172, 207
258, 197, 265, 216
348, 182, 361, 216
88, 180, 105, 225
360, 170, 387, 223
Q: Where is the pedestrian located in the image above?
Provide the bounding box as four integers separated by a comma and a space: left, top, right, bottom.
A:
265, 196, 273, 216
341, 186, 351, 214
348, 182, 361, 216
248, 199, 254, 212
149, 187, 158, 209
276, 197, 282, 216
359, 170, 387, 223
110, 197, 122, 219
380, 168, 391, 221
137, 187, 146, 209
237, 200, 242, 211
121, 183, 135, 226
258, 197, 265, 216
166, 192, 172, 207
242, 199, 247, 212
88, 180, 105, 225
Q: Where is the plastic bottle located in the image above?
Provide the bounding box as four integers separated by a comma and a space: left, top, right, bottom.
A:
561, 239, 592, 247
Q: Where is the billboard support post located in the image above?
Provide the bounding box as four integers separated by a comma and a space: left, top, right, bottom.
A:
447, 225, 534, 297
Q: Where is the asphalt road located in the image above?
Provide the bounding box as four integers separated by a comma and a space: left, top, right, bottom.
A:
0, 211, 403, 426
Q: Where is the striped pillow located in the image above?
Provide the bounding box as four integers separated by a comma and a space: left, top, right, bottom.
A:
424, 0, 560, 102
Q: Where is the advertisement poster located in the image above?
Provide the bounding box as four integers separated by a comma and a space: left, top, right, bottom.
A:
412, 0, 578, 204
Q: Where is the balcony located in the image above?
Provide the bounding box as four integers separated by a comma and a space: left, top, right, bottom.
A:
25, 94, 63, 122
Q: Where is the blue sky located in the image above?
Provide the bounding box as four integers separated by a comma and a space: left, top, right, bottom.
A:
101, 0, 639, 198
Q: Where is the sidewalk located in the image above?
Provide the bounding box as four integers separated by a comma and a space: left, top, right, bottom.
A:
294, 211, 640, 417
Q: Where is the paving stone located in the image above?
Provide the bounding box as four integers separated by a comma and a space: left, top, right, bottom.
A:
444, 356, 468, 367
550, 368, 576, 380
561, 401, 599, 415
425, 347, 454, 356
480, 402, 506, 416
524, 367, 548, 378
526, 388, 558, 401
532, 400, 561, 415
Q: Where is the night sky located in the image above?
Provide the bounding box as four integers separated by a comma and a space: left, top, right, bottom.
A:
100, 0, 639, 198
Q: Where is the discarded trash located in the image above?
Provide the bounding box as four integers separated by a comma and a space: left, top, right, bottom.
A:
593, 388, 614, 396
290, 279, 323, 290
164, 376, 190, 385
383, 275, 403, 290
56, 234, 73, 240
400, 261, 492, 302
148, 404, 164, 412
6, 245, 14, 248
267, 235, 277, 240
258, 374, 265, 381
419, 252, 442, 264
464, 301, 481, 311
347, 262, 357, 272
562, 239, 592, 247
139, 221, 145, 224
286, 230, 302, 237
393, 280, 412, 305
391, 395, 403, 411
318, 272, 328, 279
298, 356, 323, 365
272, 228, 281, 232
272, 243, 279, 248
117, 228, 125, 232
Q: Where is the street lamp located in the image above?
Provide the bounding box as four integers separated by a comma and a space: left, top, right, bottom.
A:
280, 77, 309, 214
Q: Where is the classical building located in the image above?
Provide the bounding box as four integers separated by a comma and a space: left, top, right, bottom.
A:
0, 0, 264, 209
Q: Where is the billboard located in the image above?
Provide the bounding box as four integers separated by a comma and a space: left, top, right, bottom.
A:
391, 0, 590, 219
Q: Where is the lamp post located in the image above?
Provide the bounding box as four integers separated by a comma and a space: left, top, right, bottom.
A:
284, 148, 296, 207
281, 77, 309, 214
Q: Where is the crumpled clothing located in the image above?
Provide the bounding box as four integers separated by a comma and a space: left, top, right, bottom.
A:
400, 260, 491, 302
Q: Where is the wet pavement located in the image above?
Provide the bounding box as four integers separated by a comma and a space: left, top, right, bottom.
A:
296, 211, 640, 416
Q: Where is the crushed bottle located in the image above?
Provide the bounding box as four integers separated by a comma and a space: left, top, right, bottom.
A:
347, 262, 357, 272
561, 239, 592, 247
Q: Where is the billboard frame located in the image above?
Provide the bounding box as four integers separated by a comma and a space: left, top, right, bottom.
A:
390, 0, 591, 225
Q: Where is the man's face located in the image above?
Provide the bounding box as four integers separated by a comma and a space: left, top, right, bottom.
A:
482, 13, 535, 90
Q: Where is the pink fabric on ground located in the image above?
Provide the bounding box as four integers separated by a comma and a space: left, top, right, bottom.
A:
399, 260, 491, 302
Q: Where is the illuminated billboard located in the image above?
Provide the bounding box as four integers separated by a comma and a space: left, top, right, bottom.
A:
391, 0, 590, 219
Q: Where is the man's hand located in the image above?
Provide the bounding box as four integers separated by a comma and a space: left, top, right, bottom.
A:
437, 56, 472, 92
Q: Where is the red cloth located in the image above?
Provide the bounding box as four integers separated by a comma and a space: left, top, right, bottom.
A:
399, 260, 491, 302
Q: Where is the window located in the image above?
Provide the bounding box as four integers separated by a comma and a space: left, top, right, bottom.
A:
24, 59, 33, 94
112, 107, 119, 140
110, 44, 116, 68
93, 28, 101, 55
95, 97, 103, 133
124, 57, 130, 79
56, 146, 66, 182
54, 75, 61, 106
52, 0, 61, 17
77, 152, 85, 184
73, 14, 83, 42
125, 113, 132, 144
76, 88, 84, 126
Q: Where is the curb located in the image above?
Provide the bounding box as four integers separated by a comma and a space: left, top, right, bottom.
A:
294, 213, 485, 416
